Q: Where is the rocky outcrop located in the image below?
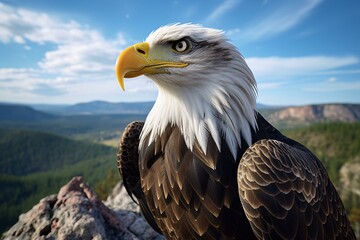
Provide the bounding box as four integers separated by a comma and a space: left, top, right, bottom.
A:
2, 176, 163, 240
339, 159, 360, 205
105, 182, 140, 213
267, 104, 360, 127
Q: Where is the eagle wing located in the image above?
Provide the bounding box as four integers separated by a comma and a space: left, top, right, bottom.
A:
237, 139, 355, 239
117, 121, 162, 233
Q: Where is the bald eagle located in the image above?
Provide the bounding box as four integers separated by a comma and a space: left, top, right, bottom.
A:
115, 24, 355, 239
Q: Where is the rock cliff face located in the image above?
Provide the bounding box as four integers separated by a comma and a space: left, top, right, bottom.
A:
2, 176, 164, 240
266, 104, 360, 127
340, 160, 360, 204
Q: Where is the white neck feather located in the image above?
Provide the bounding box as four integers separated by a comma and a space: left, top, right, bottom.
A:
140, 57, 258, 159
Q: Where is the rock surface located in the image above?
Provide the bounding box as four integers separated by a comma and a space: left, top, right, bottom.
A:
340, 159, 360, 204
267, 104, 360, 123
105, 182, 140, 213
2, 176, 164, 240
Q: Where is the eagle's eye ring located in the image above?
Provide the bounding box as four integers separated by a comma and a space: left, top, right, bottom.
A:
172, 38, 191, 53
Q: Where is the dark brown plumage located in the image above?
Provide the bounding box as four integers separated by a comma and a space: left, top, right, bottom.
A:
118, 114, 356, 239
117, 121, 162, 233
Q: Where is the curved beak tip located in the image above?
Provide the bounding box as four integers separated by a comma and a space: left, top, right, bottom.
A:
115, 68, 125, 91
115, 43, 149, 92
119, 80, 125, 91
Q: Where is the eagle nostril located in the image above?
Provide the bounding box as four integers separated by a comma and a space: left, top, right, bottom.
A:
136, 48, 146, 55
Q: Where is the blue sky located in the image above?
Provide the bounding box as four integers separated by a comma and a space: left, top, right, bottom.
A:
0, 0, 359, 106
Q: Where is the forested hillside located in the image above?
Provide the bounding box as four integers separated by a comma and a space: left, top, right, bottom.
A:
0, 128, 114, 175
0, 129, 118, 233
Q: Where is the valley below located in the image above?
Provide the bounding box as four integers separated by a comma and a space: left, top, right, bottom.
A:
1, 101, 360, 235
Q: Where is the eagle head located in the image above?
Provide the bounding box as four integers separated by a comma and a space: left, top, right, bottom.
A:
116, 23, 258, 159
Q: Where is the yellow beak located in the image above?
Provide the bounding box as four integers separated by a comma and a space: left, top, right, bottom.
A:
115, 42, 188, 91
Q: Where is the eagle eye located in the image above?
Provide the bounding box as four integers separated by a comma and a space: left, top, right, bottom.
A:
172, 38, 192, 53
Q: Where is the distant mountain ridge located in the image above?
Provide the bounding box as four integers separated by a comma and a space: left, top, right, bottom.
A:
60, 101, 277, 115
36, 101, 154, 115
1, 102, 360, 126
62, 101, 278, 115
0, 105, 55, 122
0, 101, 284, 116
266, 103, 360, 128
64, 101, 154, 115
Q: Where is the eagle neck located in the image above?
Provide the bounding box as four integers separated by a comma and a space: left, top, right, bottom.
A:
140, 77, 258, 159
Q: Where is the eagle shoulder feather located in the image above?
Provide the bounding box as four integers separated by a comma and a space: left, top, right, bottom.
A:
238, 138, 356, 239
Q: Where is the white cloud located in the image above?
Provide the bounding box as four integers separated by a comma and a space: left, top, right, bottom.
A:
246, 55, 360, 100
258, 82, 285, 90
326, 77, 337, 82
304, 81, 360, 92
38, 36, 125, 76
14, 35, 25, 44
0, 68, 42, 89
0, 68, 38, 80
228, 0, 322, 40
318, 69, 360, 76
0, 62, 154, 104
0, 3, 132, 103
205, 0, 242, 23
0, 68, 72, 94
246, 55, 359, 80
0, 3, 103, 45
0, 2, 128, 76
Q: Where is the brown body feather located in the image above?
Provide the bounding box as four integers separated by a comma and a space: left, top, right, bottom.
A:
118, 113, 355, 239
